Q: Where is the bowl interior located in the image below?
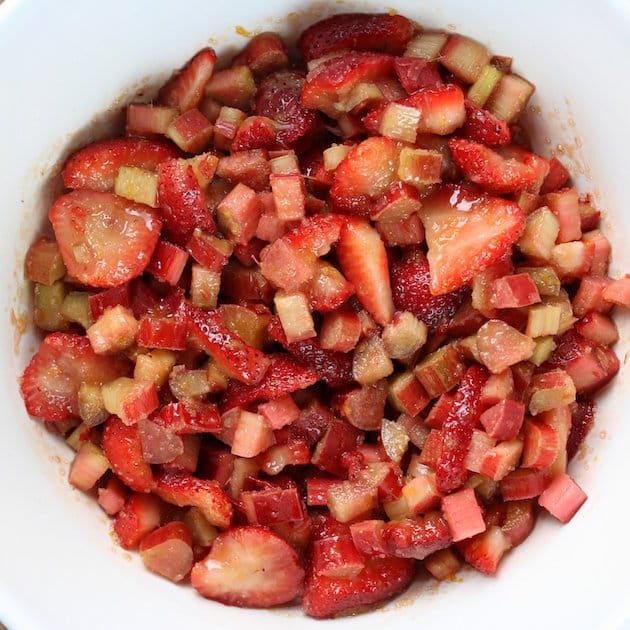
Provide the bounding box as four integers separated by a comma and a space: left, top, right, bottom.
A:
1, 1, 629, 628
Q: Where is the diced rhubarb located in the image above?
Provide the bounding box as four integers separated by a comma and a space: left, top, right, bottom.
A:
68, 441, 110, 491
479, 439, 523, 481
575, 312, 619, 346
166, 109, 213, 153
401, 472, 440, 514
146, 240, 189, 286
458, 526, 511, 574
307, 260, 355, 313
486, 73, 535, 123
102, 377, 159, 426
550, 241, 595, 279
319, 309, 361, 353
258, 395, 300, 430
480, 370, 514, 408
376, 212, 425, 246
538, 472, 587, 523
87, 305, 138, 354
522, 419, 559, 469
269, 174, 306, 222
440, 34, 490, 83
424, 547, 462, 580
413, 344, 465, 398
476, 319, 536, 374
349, 520, 389, 558
500, 468, 549, 501
241, 487, 305, 526
333, 381, 387, 431
25, 237, 66, 286
257, 439, 311, 475
97, 476, 129, 516
327, 481, 378, 523
352, 334, 394, 385
274, 291, 316, 343
139, 521, 194, 583
388, 372, 431, 417
442, 488, 486, 542
259, 238, 316, 292
582, 229, 611, 276
465, 429, 496, 473
231, 410, 276, 458
311, 419, 362, 477
528, 369, 576, 415
383, 512, 453, 560
490, 273, 541, 309
126, 103, 178, 136
480, 399, 525, 441
232, 32, 289, 76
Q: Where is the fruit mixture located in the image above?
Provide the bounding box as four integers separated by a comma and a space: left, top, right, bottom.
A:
19, 11, 630, 618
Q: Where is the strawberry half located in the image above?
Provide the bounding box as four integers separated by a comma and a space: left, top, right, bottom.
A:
49, 190, 163, 288
254, 70, 320, 147
460, 100, 511, 146
155, 469, 233, 529
158, 48, 217, 112
301, 52, 395, 118
20, 332, 129, 421
102, 417, 156, 493
283, 213, 347, 257
448, 139, 549, 194
390, 250, 467, 333
191, 526, 305, 607
298, 13, 415, 61
417, 185, 525, 294
157, 159, 216, 246
337, 217, 394, 326
330, 136, 402, 216
62, 137, 180, 192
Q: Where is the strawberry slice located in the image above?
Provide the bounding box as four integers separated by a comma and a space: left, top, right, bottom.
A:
253, 70, 320, 147
20, 332, 129, 421
61, 137, 180, 192
390, 250, 466, 333
302, 514, 415, 618
102, 417, 156, 493
186, 304, 271, 385
298, 13, 415, 61
157, 159, 216, 246
154, 469, 233, 529
268, 316, 354, 388
158, 48, 217, 112
301, 52, 395, 118
567, 399, 595, 461
221, 353, 319, 411
49, 190, 163, 288
436, 365, 489, 494
337, 217, 394, 326
283, 213, 347, 256
330, 136, 402, 216
448, 139, 548, 193
417, 185, 525, 294
191, 526, 304, 607
394, 57, 443, 94
383, 513, 453, 559
460, 100, 511, 146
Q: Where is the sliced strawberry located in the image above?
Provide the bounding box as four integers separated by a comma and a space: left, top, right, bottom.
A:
49, 190, 162, 288
418, 185, 525, 294
113, 493, 162, 549
448, 139, 548, 193
298, 13, 414, 61
383, 513, 453, 559
363, 84, 466, 136
61, 137, 180, 192
301, 52, 395, 118
154, 469, 233, 529
303, 545, 415, 617
436, 365, 489, 494
158, 48, 217, 112
102, 417, 156, 493
231, 32, 289, 77
231, 116, 278, 152
330, 136, 402, 216
157, 159, 216, 246
283, 214, 347, 256
191, 526, 304, 607
20, 332, 129, 421
254, 71, 320, 147
337, 217, 394, 326
268, 316, 354, 388
390, 250, 466, 333
459, 100, 511, 146
221, 353, 319, 411
153, 400, 221, 434
567, 399, 595, 461
186, 304, 270, 385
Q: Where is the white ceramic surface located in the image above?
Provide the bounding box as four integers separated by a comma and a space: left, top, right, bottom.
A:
1, 0, 629, 628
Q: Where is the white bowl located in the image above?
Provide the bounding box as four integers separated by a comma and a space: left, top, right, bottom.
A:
1, 0, 629, 628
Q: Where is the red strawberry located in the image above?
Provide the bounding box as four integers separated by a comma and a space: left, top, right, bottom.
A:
337, 217, 394, 326
221, 353, 319, 411
330, 136, 402, 216
300, 142, 336, 192
448, 139, 549, 193
298, 13, 415, 62
417, 185, 525, 294
302, 515, 415, 618
301, 52, 395, 118
460, 100, 511, 146
283, 213, 347, 256
113, 493, 162, 549
268, 316, 354, 388
157, 159, 216, 246
383, 513, 453, 559
154, 469, 233, 529
158, 48, 217, 111
390, 249, 466, 333
102, 416, 156, 493
61, 137, 180, 192
394, 57, 443, 94
215, 149, 271, 192
231, 32, 289, 77
231, 116, 278, 152
363, 84, 466, 136
49, 190, 163, 288
186, 304, 271, 385
191, 526, 304, 607
20, 332, 129, 421
567, 399, 595, 461
154, 400, 222, 434
436, 365, 489, 493
254, 71, 320, 147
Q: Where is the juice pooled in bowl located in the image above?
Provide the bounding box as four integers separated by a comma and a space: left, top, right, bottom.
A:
18, 11, 630, 619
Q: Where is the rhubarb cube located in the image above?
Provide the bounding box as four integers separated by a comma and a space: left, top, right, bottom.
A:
186, 229, 232, 271
402, 472, 440, 514
371, 182, 423, 222
528, 369, 576, 415
334, 381, 387, 431
397, 147, 443, 187
319, 309, 361, 353
205, 65, 256, 110
500, 468, 549, 501
147, 240, 189, 286
517, 207, 559, 261
270, 173, 306, 222
257, 440, 311, 476
480, 370, 514, 407
259, 239, 315, 291
406, 31, 448, 60
25, 237, 66, 285
323, 144, 353, 171
550, 241, 594, 279
526, 304, 562, 338
413, 344, 465, 397
544, 187, 581, 243
382, 311, 428, 362
349, 520, 389, 558
381, 419, 410, 464
69, 441, 110, 491
575, 312, 619, 346
380, 103, 421, 143
258, 395, 300, 430
126, 103, 178, 136
476, 320, 536, 374
308, 260, 354, 313
87, 305, 138, 354
230, 410, 275, 458
440, 34, 491, 83
538, 472, 587, 523
353, 334, 394, 385
442, 488, 486, 542
572, 276, 613, 318
388, 371, 431, 417
97, 476, 128, 516
582, 229, 611, 276
480, 399, 525, 441
213, 106, 247, 151
274, 291, 316, 343
479, 439, 523, 481
467, 64, 502, 107
486, 73, 535, 123
217, 183, 260, 245
327, 481, 378, 523
376, 212, 425, 246
306, 477, 341, 507
522, 419, 559, 469
139, 521, 194, 583
189, 152, 219, 188
424, 547, 462, 580
465, 429, 496, 473
490, 273, 541, 309
102, 377, 159, 426
241, 487, 305, 526
458, 526, 511, 575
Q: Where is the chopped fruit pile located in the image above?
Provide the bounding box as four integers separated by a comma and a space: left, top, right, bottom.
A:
20, 11, 628, 619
